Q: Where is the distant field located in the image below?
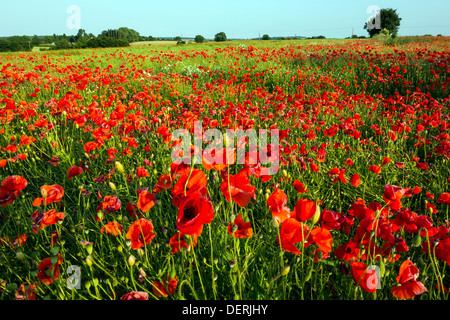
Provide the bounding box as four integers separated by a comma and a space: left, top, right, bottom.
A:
130, 40, 179, 47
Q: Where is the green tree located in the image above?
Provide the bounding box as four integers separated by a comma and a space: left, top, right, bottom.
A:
194, 35, 205, 43
364, 8, 401, 37
31, 35, 41, 46
262, 34, 270, 40
214, 32, 227, 42
0, 39, 11, 52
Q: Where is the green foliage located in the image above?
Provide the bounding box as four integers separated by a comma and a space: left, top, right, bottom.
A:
100, 27, 140, 43
214, 32, 227, 42
262, 34, 270, 40
195, 35, 205, 43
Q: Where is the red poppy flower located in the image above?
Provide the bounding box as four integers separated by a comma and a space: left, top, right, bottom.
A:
368, 165, 381, 174
351, 261, 378, 293
383, 185, 405, 211
309, 163, 319, 172
31, 209, 65, 234
126, 202, 142, 218
202, 147, 234, 171
101, 221, 122, 236
152, 276, 178, 298
176, 191, 214, 237
121, 291, 149, 300
169, 231, 198, 254
37, 254, 63, 284
96, 195, 122, 213
137, 189, 157, 212
1, 175, 28, 192
437, 192, 450, 205
0, 186, 18, 207
350, 173, 361, 187
153, 174, 172, 193
267, 188, 292, 224
136, 166, 150, 178
172, 169, 208, 206
294, 198, 317, 222
125, 218, 157, 250
0, 234, 27, 249
67, 165, 84, 180
33, 184, 64, 206
334, 240, 360, 262
391, 260, 427, 299
306, 226, 333, 255
220, 173, 256, 208
293, 180, 307, 193
276, 218, 309, 255
227, 213, 253, 238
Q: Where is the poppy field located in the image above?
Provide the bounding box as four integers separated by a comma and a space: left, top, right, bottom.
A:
0, 38, 449, 301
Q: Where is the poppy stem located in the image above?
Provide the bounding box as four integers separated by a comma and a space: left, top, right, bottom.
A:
191, 242, 207, 300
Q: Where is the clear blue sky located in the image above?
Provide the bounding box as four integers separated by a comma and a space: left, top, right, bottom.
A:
1, 0, 449, 39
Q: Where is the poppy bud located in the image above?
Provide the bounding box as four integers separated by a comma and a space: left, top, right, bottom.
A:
86, 244, 93, 255
280, 266, 290, 277
433, 238, 440, 247
117, 245, 123, 253
85, 280, 91, 290
379, 260, 385, 277
272, 217, 280, 228
265, 193, 270, 201
109, 182, 116, 191
229, 260, 236, 269
414, 234, 422, 247
115, 161, 125, 174
137, 249, 144, 257
317, 250, 323, 260
282, 169, 288, 177
305, 268, 313, 282
312, 203, 321, 225
16, 252, 26, 261
128, 255, 136, 267
86, 255, 93, 267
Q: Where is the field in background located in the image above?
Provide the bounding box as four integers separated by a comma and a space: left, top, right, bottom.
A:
0, 36, 449, 301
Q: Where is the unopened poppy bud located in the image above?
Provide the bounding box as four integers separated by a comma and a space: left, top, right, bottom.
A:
229, 260, 236, 268
85, 280, 91, 290
128, 255, 136, 267
312, 204, 321, 225
109, 181, 116, 191
97, 211, 104, 220
305, 268, 313, 281
317, 250, 323, 260
282, 169, 288, 177
229, 214, 235, 221
86, 244, 93, 255
137, 248, 144, 257
265, 193, 270, 201
86, 255, 93, 267
272, 217, 280, 228
280, 266, 290, 277
232, 224, 239, 232
16, 252, 26, 261
379, 260, 385, 277
433, 238, 440, 247
117, 245, 123, 253
213, 273, 218, 281
115, 161, 125, 173
414, 234, 422, 247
